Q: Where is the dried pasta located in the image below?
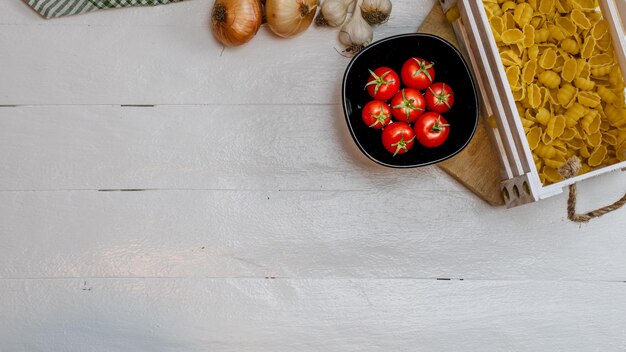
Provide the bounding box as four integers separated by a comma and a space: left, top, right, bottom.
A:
574, 76, 595, 90
483, 0, 626, 185
557, 83, 577, 106
561, 58, 578, 82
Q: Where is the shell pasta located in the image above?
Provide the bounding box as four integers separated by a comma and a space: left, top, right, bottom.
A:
483, 0, 626, 185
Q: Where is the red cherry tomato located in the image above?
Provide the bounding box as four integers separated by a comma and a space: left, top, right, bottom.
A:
401, 57, 435, 90
361, 100, 391, 129
413, 112, 450, 148
382, 122, 415, 156
365, 67, 401, 101
425, 82, 455, 113
390, 88, 425, 123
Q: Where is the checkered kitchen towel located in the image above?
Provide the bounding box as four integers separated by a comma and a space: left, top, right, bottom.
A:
25, 0, 187, 19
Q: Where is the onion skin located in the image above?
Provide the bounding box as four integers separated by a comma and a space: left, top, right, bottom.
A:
266, 0, 317, 38
211, 0, 262, 47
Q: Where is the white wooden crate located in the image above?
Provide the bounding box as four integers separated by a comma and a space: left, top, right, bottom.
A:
440, 0, 626, 207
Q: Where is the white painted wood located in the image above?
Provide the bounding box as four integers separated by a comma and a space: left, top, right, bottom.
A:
0, 105, 451, 191
450, 15, 514, 180
2, 0, 626, 349
618, 0, 626, 35
0, 0, 434, 105
468, 0, 534, 176
0, 25, 341, 105
1, 278, 626, 352
2, 185, 626, 280
601, 0, 626, 79
458, 0, 525, 178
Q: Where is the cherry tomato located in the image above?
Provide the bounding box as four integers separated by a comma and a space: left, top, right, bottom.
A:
382, 122, 415, 156
390, 88, 425, 123
365, 67, 401, 101
425, 82, 455, 113
361, 100, 391, 129
401, 57, 435, 90
413, 112, 450, 148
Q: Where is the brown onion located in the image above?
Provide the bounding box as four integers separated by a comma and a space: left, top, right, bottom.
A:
266, 0, 318, 38
211, 0, 262, 47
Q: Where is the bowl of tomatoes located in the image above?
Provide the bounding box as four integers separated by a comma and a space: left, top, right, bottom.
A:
342, 33, 478, 168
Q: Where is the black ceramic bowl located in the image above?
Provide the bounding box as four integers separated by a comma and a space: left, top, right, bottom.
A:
342, 33, 478, 168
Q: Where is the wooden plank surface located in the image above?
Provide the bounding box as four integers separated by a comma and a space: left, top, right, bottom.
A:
2, 0, 626, 350
0, 105, 450, 191
1, 279, 625, 351
0, 0, 426, 105
2, 186, 626, 280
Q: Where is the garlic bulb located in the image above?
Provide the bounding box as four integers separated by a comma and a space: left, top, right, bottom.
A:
315, 0, 354, 27
266, 0, 318, 38
211, 0, 262, 47
360, 0, 391, 25
338, 0, 373, 53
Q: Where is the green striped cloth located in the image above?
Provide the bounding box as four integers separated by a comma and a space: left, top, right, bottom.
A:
25, 0, 187, 19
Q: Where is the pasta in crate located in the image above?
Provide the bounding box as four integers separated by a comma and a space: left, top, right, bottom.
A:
482, 0, 626, 185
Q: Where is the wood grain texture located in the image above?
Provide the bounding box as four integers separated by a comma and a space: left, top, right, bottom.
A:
2, 186, 626, 280
0, 0, 429, 105
0, 105, 451, 191
1, 278, 626, 352
419, 4, 504, 206
2, 0, 626, 350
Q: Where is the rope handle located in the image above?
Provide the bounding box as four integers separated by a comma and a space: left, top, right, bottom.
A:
559, 157, 626, 223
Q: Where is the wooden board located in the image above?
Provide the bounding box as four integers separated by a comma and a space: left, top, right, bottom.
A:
420, 4, 505, 206
3, 278, 626, 352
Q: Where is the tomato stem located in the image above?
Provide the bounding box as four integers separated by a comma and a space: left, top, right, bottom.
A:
411, 58, 435, 83
364, 69, 394, 96
428, 85, 452, 109
391, 89, 423, 123
390, 132, 415, 157
368, 106, 389, 128
431, 116, 450, 133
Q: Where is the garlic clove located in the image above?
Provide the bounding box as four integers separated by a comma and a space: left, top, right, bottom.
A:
338, 0, 373, 54
360, 0, 392, 25
316, 0, 351, 27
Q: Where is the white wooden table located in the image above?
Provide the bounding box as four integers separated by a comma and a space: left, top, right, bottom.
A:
1, 1, 626, 350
